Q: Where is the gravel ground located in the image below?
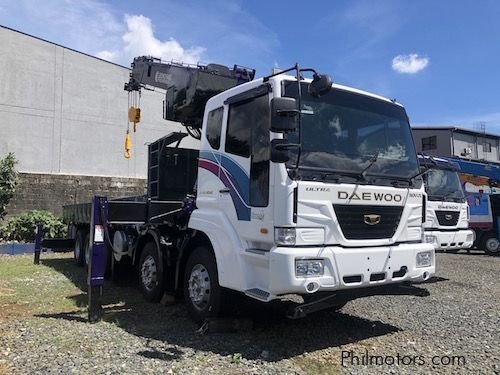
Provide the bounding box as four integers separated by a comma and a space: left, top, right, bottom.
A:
0, 250, 499, 375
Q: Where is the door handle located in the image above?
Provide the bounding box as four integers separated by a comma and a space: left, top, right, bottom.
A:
219, 188, 230, 193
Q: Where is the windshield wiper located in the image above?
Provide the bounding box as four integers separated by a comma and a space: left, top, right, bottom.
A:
358, 152, 380, 180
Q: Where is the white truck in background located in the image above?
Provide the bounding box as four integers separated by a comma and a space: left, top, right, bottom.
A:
419, 155, 474, 252
65, 58, 435, 324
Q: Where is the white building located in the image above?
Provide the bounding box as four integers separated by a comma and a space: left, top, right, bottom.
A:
412, 126, 500, 165
0, 25, 198, 178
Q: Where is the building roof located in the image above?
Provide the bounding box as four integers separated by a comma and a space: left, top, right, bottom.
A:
0, 25, 129, 70
412, 125, 499, 139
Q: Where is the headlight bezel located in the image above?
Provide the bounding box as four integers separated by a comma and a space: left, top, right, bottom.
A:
416, 251, 433, 268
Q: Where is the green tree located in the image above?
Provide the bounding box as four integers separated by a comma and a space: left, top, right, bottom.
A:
0, 152, 18, 220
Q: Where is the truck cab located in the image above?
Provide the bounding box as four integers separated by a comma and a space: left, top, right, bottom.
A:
191, 73, 435, 307
418, 155, 474, 252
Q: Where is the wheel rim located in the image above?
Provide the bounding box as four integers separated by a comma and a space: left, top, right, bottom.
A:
141, 255, 157, 291
485, 238, 500, 253
188, 264, 211, 311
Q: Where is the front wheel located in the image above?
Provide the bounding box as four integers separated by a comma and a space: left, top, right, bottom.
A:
483, 233, 500, 256
184, 246, 224, 324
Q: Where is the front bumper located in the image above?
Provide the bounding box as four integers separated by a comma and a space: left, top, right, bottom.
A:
424, 229, 474, 250
267, 243, 435, 297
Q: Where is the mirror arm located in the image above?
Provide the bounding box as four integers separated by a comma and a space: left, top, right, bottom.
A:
294, 64, 303, 175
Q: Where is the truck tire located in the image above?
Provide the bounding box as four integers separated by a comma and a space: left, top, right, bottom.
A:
483, 232, 500, 255
83, 233, 90, 269
184, 246, 224, 324
138, 242, 165, 302
73, 229, 86, 266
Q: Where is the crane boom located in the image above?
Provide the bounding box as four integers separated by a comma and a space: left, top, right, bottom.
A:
124, 56, 255, 129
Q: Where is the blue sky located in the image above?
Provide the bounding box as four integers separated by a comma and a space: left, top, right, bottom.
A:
1, 0, 499, 133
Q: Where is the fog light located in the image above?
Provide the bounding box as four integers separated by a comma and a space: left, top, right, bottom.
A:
275, 227, 296, 245
424, 235, 436, 244
295, 259, 324, 277
416, 251, 432, 268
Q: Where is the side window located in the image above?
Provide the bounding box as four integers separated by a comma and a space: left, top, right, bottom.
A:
226, 94, 270, 207
206, 107, 223, 150
250, 95, 271, 207
226, 101, 251, 157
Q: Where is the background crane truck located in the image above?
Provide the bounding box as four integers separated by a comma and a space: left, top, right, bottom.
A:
418, 155, 474, 252
63, 56, 435, 323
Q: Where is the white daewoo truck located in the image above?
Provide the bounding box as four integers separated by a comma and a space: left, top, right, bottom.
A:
418, 155, 475, 252
64, 58, 435, 323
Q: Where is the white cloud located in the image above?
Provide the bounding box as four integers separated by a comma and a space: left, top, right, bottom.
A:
392, 54, 429, 74
1, 0, 124, 54
96, 15, 205, 65
1, 0, 277, 74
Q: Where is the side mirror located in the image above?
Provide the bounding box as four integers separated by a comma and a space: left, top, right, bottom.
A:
271, 139, 291, 163
271, 97, 299, 133
308, 73, 332, 98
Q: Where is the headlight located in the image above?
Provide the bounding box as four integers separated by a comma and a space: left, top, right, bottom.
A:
466, 233, 474, 242
275, 227, 296, 245
295, 259, 324, 277
416, 251, 432, 268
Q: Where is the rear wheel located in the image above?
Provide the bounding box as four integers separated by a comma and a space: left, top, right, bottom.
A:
483, 233, 500, 255
83, 233, 90, 268
184, 246, 224, 324
138, 242, 165, 301
73, 229, 87, 266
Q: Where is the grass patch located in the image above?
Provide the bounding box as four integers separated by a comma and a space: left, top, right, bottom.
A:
0, 253, 84, 320
293, 355, 343, 375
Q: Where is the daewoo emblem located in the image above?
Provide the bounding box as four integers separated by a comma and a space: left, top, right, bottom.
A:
445, 214, 453, 220
364, 214, 381, 225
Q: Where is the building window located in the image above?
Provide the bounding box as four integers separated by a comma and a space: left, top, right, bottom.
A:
421, 136, 437, 151
484, 142, 492, 153
206, 107, 223, 150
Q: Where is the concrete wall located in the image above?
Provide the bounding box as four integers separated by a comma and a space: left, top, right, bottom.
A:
0, 27, 199, 178
6, 172, 146, 217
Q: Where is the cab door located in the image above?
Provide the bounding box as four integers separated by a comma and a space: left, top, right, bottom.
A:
217, 87, 274, 248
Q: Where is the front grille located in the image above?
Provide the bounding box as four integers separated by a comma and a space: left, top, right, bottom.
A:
333, 204, 403, 240
435, 210, 460, 226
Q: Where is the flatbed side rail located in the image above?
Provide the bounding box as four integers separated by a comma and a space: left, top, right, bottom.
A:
64, 199, 184, 225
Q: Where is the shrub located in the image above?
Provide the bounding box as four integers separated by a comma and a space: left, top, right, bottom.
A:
0, 153, 18, 219
0, 210, 67, 243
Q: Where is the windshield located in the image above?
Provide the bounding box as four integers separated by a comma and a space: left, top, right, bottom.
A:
283, 82, 420, 182
424, 169, 465, 202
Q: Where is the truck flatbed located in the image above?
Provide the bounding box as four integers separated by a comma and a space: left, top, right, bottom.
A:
63, 197, 185, 226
